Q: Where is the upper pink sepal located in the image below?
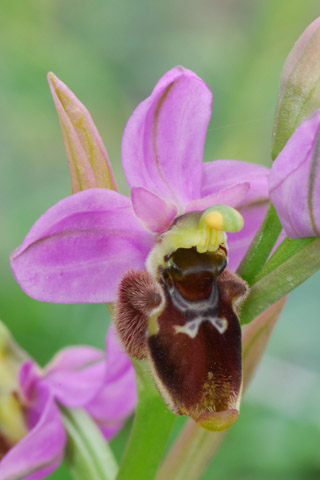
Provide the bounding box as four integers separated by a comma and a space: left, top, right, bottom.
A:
122, 66, 212, 208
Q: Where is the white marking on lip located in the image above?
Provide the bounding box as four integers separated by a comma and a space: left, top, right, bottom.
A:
174, 316, 227, 338
212, 316, 228, 334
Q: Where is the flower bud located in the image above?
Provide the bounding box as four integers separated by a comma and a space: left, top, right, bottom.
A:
272, 18, 320, 160
48, 72, 118, 193
269, 110, 320, 238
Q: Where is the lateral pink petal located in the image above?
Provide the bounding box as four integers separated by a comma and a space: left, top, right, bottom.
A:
43, 346, 106, 407
10, 189, 154, 303
185, 182, 250, 212
122, 67, 212, 207
0, 383, 66, 480
227, 202, 269, 271
131, 187, 178, 232
200, 160, 270, 269
202, 160, 270, 206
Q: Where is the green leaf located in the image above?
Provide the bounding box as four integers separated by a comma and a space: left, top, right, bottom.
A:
116, 360, 176, 480
253, 236, 314, 282
240, 237, 320, 324
61, 406, 118, 480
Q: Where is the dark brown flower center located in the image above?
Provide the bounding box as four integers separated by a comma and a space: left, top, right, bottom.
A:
162, 247, 227, 301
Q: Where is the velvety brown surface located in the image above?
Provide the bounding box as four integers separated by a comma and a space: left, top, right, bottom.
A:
148, 248, 246, 417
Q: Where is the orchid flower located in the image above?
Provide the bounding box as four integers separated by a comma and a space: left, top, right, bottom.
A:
6, 15, 320, 477
0, 325, 136, 480
10, 66, 271, 432
11, 66, 269, 303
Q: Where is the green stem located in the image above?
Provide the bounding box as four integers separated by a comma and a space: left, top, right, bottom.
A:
116, 360, 176, 480
61, 406, 118, 480
236, 203, 282, 285
240, 237, 320, 324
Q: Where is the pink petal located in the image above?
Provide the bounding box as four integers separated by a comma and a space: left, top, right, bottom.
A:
131, 187, 178, 232
10, 188, 154, 303
199, 160, 270, 269
151, 65, 201, 94
19, 360, 41, 403
0, 383, 66, 480
43, 346, 106, 407
85, 325, 137, 440
122, 67, 212, 207
98, 423, 124, 441
227, 202, 269, 271
201, 160, 270, 206
269, 110, 320, 237
86, 367, 137, 440
185, 182, 250, 212
104, 324, 134, 382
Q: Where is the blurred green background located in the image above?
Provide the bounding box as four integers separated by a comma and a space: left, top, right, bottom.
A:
1, 0, 320, 478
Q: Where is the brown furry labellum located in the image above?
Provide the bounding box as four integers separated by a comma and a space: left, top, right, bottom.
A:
115, 247, 248, 432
